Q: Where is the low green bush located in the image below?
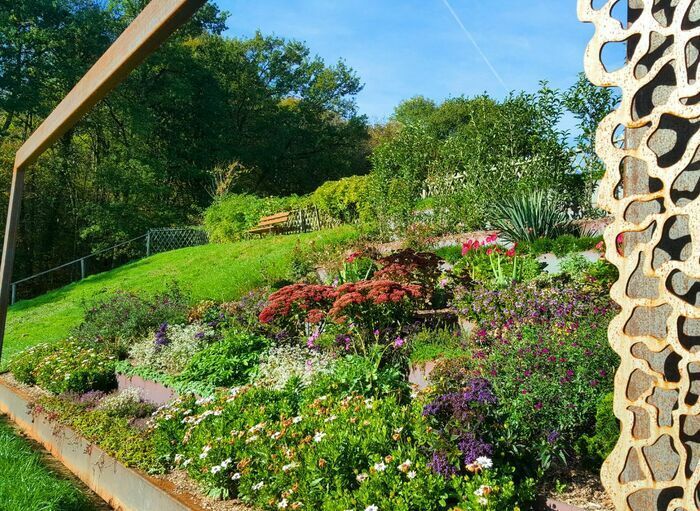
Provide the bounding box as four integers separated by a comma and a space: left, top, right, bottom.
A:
433, 245, 462, 264
14, 340, 117, 395
176, 331, 270, 390
72, 285, 189, 358
203, 193, 305, 243
577, 392, 619, 464
559, 254, 592, 281
305, 347, 408, 399
521, 234, 602, 257
409, 328, 468, 364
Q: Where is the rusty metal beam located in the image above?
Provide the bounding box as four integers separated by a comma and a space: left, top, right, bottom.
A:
0, 0, 206, 362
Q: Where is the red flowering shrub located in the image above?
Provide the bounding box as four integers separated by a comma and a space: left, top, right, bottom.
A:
259, 279, 422, 351
259, 284, 337, 336
373, 249, 444, 307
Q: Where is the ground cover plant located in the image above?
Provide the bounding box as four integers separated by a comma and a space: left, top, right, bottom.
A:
0, 419, 96, 511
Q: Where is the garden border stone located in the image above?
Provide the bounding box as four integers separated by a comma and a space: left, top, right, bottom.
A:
117, 372, 177, 406
0, 378, 205, 511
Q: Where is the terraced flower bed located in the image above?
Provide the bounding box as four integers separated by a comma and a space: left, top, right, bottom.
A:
2, 234, 618, 511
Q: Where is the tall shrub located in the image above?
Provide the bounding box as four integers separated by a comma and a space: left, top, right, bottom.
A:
309, 175, 371, 224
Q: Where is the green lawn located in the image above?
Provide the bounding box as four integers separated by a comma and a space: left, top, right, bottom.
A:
0, 418, 96, 511
5, 226, 358, 361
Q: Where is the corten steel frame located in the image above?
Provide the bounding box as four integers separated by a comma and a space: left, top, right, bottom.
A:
0, 0, 206, 363
581, 0, 700, 509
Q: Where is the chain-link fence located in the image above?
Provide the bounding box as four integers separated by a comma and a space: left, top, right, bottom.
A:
146, 227, 209, 256
11, 227, 209, 304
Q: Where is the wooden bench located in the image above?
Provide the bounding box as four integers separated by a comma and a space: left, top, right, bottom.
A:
248, 212, 291, 236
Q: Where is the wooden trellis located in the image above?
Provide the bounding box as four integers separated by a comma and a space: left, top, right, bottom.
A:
580, 0, 700, 509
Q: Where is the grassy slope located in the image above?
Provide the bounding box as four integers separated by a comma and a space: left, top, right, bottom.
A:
5, 226, 358, 360
0, 419, 96, 511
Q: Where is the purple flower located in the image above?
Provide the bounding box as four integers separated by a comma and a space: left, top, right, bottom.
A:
154, 323, 170, 350
393, 337, 405, 349
546, 430, 561, 444
427, 452, 457, 477
458, 433, 493, 465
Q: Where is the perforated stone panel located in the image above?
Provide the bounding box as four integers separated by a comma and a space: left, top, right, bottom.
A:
580, 1, 700, 509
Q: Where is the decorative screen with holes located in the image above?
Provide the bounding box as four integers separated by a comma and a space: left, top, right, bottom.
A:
581, 1, 700, 509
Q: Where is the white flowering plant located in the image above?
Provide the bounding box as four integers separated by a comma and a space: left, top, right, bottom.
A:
254, 345, 333, 390
28, 340, 117, 394
128, 323, 217, 375
151, 385, 535, 511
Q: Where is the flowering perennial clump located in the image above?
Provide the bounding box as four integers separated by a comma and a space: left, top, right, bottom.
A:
259, 280, 421, 350
29, 340, 117, 394
459, 279, 615, 345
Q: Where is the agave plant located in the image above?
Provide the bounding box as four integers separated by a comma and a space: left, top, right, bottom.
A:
489, 190, 571, 243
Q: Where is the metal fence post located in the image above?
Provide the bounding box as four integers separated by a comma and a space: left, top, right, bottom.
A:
10, 284, 16, 306
80, 258, 86, 280
146, 230, 151, 257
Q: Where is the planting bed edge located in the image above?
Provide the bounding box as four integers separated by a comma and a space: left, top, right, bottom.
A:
0, 378, 205, 511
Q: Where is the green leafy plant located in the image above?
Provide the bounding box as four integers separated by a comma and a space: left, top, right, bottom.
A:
309, 175, 372, 224
577, 392, 619, 464
490, 190, 571, 243
176, 331, 270, 390
454, 237, 542, 288
36, 395, 158, 470
409, 328, 468, 365
559, 254, 592, 281
305, 345, 408, 399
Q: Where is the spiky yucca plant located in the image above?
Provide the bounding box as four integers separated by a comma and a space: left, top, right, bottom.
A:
490, 190, 571, 243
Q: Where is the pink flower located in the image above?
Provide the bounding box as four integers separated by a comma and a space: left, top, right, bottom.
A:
534, 401, 543, 410
393, 337, 405, 349
485, 233, 498, 244
462, 239, 481, 256
346, 252, 361, 263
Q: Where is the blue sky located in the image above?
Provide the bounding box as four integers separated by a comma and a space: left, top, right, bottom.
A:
217, 1, 599, 123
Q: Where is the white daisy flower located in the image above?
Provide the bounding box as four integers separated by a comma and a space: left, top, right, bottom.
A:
475, 456, 493, 469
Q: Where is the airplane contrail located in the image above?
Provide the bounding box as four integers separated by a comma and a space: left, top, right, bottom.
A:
440, 0, 509, 93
